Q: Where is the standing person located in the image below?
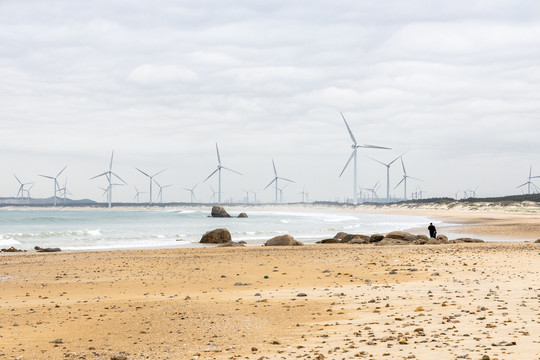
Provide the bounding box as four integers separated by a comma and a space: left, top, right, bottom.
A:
428, 223, 437, 238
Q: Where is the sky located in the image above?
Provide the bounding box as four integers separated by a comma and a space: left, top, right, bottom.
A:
1, 0, 540, 204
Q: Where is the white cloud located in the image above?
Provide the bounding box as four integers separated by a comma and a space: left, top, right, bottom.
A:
127, 64, 198, 85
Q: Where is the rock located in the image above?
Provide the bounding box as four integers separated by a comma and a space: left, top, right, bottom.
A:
35, 246, 61, 252
316, 238, 342, 244
375, 238, 410, 246
436, 234, 449, 243
349, 236, 370, 244
211, 206, 231, 218
534, 239, 540, 243
297, 293, 307, 297
237, 212, 248, 218
342, 234, 370, 243
218, 241, 245, 247
334, 232, 348, 240
200, 228, 232, 244
451, 237, 484, 243
385, 231, 414, 240
111, 356, 128, 360
370, 234, 385, 243
1, 246, 25, 253
265, 234, 303, 246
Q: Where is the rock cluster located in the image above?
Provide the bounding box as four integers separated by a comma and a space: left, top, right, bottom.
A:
316, 231, 484, 245
1, 247, 26, 253
34, 246, 61, 252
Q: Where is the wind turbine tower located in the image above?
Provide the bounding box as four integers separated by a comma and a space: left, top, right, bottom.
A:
516, 166, 540, 195
91, 151, 127, 208
154, 180, 173, 203
339, 112, 390, 205
14, 175, 34, 199
394, 156, 422, 200
39, 165, 67, 206
264, 159, 294, 204
203, 143, 242, 204
183, 184, 198, 203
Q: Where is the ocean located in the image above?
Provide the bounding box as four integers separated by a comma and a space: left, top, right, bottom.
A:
0, 208, 433, 251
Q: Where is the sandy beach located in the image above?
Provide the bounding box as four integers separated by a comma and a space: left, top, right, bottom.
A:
1, 204, 540, 359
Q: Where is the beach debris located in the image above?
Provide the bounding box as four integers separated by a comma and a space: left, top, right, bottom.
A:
264, 234, 304, 246
210, 205, 231, 218
34, 246, 61, 252
200, 228, 232, 244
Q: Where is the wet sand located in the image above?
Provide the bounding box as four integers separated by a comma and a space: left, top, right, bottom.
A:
1, 242, 539, 359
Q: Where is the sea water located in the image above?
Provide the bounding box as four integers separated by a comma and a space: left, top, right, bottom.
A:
0, 208, 433, 251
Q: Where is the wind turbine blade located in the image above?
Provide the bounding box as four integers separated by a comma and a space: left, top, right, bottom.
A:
39, 175, 55, 180
339, 150, 355, 177
152, 169, 166, 177
90, 172, 108, 180
56, 165, 67, 178
215, 143, 221, 165
112, 172, 127, 184
278, 177, 295, 183
516, 182, 528, 189
400, 157, 406, 174
193, 183, 198, 190
389, 152, 406, 166
222, 166, 242, 176
394, 178, 405, 189
136, 168, 150, 178
264, 178, 276, 190
13, 174, 22, 184
204, 168, 219, 182
340, 112, 357, 145
109, 150, 114, 171
357, 144, 392, 150
367, 156, 387, 167
408, 176, 423, 181
154, 179, 161, 187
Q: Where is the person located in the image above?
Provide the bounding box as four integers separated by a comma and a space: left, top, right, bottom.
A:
428, 223, 437, 238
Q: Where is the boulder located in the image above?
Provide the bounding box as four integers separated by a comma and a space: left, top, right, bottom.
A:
450, 237, 484, 243
211, 206, 231, 218
375, 238, 410, 246
342, 234, 370, 243
1, 247, 25, 253
534, 239, 540, 243
265, 234, 303, 246
200, 228, 232, 244
334, 232, 348, 240
385, 231, 415, 240
237, 212, 248, 218
218, 241, 245, 247
436, 234, 448, 243
34, 246, 61, 252
370, 234, 385, 243
349, 237, 370, 245
317, 238, 342, 244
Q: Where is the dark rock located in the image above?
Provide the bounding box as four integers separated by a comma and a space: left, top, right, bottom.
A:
349, 236, 370, 245
534, 239, 540, 243
200, 228, 232, 244
316, 238, 342, 244
1, 246, 25, 253
297, 293, 307, 297
385, 231, 414, 240
334, 232, 348, 240
211, 206, 231, 218
265, 234, 303, 246
35, 246, 61, 252
451, 237, 484, 243
218, 241, 245, 247
375, 238, 410, 246
237, 212, 248, 218
370, 234, 385, 243
342, 234, 370, 243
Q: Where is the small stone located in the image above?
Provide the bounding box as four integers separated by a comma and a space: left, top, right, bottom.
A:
297, 293, 307, 297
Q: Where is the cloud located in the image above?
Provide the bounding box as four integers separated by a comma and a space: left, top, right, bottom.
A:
127, 64, 198, 86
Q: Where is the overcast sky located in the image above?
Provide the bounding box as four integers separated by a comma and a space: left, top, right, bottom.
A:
1, 0, 540, 204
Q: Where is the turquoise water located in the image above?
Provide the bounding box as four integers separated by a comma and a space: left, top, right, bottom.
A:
0, 209, 432, 251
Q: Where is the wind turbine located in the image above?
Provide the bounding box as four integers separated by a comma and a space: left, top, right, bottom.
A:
299, 186, 307, 203
366, 181, 380, 201
251, 189, 260, 204
154, 180, 173, 203
57, 179, 73, 204
136, 168, 166, 204
25, 184, 35, 199
91, 151, 127, 208
516, 166, 540, 195
467, 186, 479, 198
339, 112, 390, 205
241, 189, 250, 203
278, 184, 290, 203
183, 183, 198, 203
203, 143, 242, 204
367, 153, 403, 203
14, 175, 34, 199
394, 156, 422, 200
264, 159, 294, 204
209, 185, 218, 203
134, 186, 146, 203
39, 165, 67, 206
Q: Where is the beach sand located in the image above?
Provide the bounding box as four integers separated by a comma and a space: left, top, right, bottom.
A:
1, 243, 539, 359
1, 204, 540, 359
